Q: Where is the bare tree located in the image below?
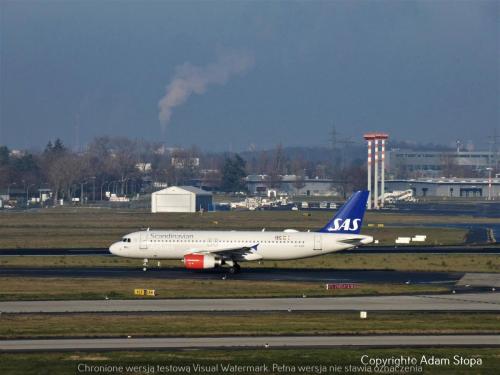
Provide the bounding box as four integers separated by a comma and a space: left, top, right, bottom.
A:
266, 144, 287, 188
43, 152, 84, 204
107, 138, 140, 194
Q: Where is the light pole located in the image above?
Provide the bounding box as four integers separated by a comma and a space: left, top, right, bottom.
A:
128, 178, 135, 195
100, 181, 108, 201
486, 168, 492, 200
7, 182, 16, 199
79, 180, 90, 205
90, 176, 96, 202
106, 180, 119, 197
80, 181, 85, 204
122, 177, 131, 196
120, 176, 130, 196
25, 184, 35, 209
106, 181, 113, 196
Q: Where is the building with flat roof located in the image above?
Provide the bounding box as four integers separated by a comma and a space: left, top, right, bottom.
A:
246, 175, 339, 196
385, 178, 500, 199
388, 150, 497, 177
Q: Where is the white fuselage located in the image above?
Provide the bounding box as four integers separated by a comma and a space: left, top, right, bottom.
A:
109, 230, 373, 262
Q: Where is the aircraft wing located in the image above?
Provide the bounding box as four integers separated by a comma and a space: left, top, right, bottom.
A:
188, 243, 262, 261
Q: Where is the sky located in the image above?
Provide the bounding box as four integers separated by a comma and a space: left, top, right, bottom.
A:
0, 0, 498, 151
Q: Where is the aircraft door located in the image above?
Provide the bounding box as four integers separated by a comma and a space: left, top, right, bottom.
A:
140, 231, 148, 249
314, 234, 322, 250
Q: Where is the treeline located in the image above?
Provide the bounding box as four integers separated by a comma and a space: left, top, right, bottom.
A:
1, 137, 208, 203
0, 137, 367, 203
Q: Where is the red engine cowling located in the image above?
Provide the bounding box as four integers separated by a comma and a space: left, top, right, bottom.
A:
183, 254, 222, 270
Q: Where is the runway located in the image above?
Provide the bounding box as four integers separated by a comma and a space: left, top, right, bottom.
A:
1, 245, 499, 256
1, 293, 498, 313
0, 266, 463, 284
1, 335, 498, 351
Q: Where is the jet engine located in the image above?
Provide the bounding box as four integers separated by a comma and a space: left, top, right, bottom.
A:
183, 254, 223, 270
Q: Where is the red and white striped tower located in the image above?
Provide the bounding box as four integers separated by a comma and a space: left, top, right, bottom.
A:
364, 134, 376, 209
379, 134, 388, 208
367, 139, 372, 209
487, 167, 493, 200
364, 133, 389, 209
374, 139, 379, 209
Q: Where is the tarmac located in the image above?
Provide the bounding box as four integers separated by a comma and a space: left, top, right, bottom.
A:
0, 266, 464, 284
1, 293, 498, 313
1, 335, 498, 351
1, 246, 499, 256
457, 273, 500, 288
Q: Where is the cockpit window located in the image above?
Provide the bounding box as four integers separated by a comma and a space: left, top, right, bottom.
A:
122, 238, 131, 242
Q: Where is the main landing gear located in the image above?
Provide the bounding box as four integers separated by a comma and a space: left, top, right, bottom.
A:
228, 262, 241, 274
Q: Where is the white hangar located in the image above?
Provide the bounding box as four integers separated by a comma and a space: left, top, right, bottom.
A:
151, 186, 213, 213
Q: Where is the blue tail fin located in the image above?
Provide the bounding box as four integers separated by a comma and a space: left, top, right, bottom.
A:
318, 190, 369, 234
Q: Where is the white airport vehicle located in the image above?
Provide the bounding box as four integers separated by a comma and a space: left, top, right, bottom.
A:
109, 191, 373, 273
383, 189, 417, 204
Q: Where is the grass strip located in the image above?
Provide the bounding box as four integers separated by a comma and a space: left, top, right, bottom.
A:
0, 277, 450, 301
0, 348, 498, 375
1, 253, 498, 273
0, 312, 498, 339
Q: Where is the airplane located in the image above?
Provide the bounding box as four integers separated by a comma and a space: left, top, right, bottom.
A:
109, 190, 373, 273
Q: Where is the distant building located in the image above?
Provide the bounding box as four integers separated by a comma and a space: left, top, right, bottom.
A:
135, 163, 152, 173
37, 188, 53, 203
246, 175, 339, 196
171, 157, 200, 169
388, 150, 497, 177
385, 178, 500, 198
9, 149, 26, 158
152, 181, 168, 189
151, 186, 212, 213
0, 188, 25, 202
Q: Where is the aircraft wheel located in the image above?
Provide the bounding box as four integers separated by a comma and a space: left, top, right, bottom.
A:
228, 266, 239, 274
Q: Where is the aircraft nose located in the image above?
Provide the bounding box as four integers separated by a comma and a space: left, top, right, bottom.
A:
109, 242, 121, 255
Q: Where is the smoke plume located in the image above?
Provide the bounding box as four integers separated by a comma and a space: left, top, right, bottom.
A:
158, 50, 255, 130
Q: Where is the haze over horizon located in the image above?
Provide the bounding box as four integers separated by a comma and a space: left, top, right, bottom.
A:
1, 1, 498, 151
